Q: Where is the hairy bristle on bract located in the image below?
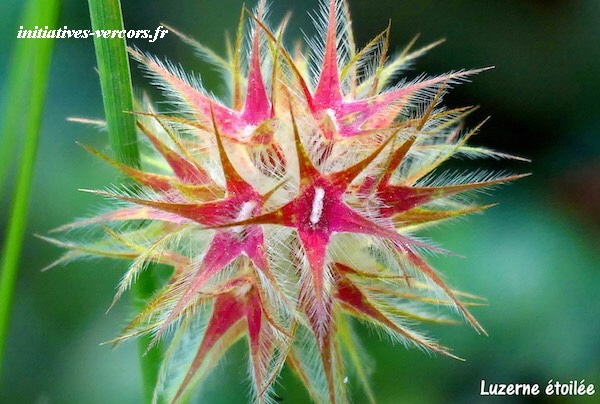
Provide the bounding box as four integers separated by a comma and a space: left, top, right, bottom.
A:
45, 0, 528, 402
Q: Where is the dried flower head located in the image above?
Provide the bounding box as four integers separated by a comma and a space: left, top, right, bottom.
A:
45, 0, 527, 402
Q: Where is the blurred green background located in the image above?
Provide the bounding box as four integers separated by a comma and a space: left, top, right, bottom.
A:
1, 0, 598, 402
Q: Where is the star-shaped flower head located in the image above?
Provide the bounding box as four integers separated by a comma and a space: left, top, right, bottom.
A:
45, 0, 528, 402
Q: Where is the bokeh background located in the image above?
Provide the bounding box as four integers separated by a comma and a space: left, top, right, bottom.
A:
1, 0, 599, 402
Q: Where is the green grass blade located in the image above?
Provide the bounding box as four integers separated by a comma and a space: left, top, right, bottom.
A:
0, 0, 45, 190
87, 1, 162, 401
0, 0, 60, 375
87, 0, 140, 167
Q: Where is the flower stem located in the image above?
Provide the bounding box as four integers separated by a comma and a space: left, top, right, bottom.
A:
87, 0, 162, 401
87, 0, 139, 166
0, 0, 60, 376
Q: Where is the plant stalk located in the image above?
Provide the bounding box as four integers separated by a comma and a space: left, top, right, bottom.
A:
87, 0, 162, 401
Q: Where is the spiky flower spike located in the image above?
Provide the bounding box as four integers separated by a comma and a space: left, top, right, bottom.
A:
46, 0, 527, 402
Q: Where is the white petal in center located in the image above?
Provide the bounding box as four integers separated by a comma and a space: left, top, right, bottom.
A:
325, 108, 339, 132
310, 187, 325, 224
232, 200, 256, 233
237, 201, 257, 221
241, 125, 257, 140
